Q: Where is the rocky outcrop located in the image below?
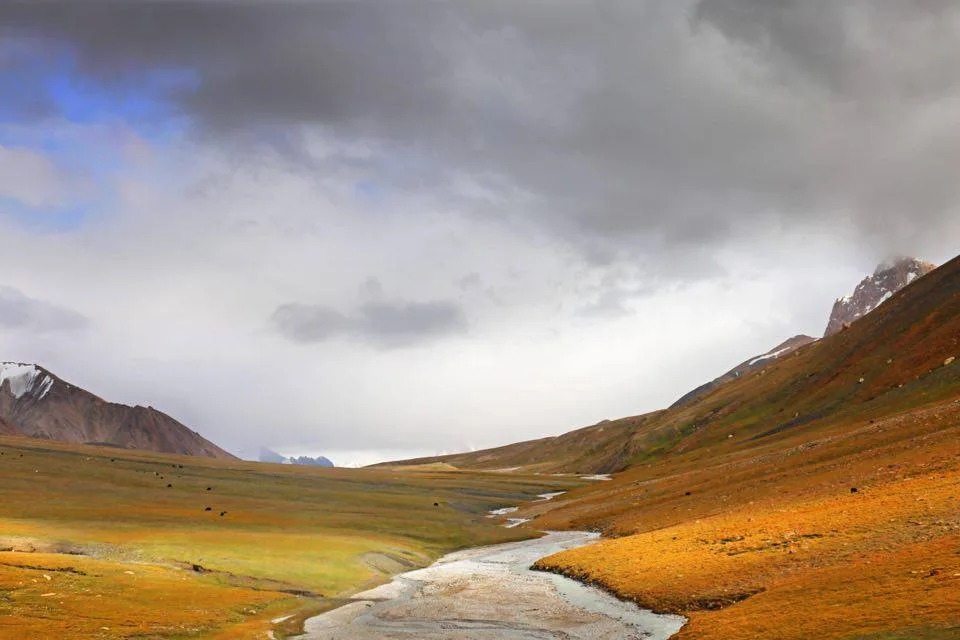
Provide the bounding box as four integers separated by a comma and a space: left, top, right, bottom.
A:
0, 362, 234, 459
824, 258, 936, 337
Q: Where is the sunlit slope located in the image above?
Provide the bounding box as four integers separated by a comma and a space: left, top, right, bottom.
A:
0, 437, 576, 639
525, 255, 960, 639
379, 411, 663, 473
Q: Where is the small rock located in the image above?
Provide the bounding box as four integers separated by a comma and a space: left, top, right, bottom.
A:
850, 487, 858, 493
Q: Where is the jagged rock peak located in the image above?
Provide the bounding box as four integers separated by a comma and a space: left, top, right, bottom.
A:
824, 257, 936, 337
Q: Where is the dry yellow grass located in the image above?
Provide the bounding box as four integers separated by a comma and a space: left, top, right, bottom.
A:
533, 397, 960, 639
0, 435, 576, 638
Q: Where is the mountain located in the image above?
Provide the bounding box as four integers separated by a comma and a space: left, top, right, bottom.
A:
386, 254, 956, 474
290, 455, 334, 467
259, 447, 287, 463
259, 447, 334, 467
669, 334, 817, 409
823, 257, 936, 337
0, 362, 234, 459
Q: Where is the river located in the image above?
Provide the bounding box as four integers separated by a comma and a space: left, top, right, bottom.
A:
301, 530, 685, 639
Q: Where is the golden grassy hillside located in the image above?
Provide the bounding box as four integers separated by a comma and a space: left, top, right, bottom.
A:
0, 437, 576, 639
524, 256, 960, 638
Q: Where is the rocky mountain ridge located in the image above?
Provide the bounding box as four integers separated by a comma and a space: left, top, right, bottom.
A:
259, 447, 334, 467
823, 257, 936, 337
0, 362, 234, 459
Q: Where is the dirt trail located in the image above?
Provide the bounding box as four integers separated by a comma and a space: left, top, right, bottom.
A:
302, 531, 685, 639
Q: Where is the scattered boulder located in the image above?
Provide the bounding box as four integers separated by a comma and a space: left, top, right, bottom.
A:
945, 356, 955, 366
219, 511, 227, 517
850, 487, 858, 494
204, 507, 212, 511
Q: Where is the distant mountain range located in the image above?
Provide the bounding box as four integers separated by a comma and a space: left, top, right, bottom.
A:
0, 363, 233, 459
259, 447, 334, 467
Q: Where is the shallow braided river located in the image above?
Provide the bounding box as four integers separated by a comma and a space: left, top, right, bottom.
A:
302, 531, 685, 640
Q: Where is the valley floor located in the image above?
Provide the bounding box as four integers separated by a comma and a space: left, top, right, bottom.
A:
0, 436, 578, 639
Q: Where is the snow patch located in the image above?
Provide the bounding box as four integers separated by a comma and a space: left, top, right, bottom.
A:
747, 344, 796, 367
0, 363, 53, 400
581, 474, 612, 481
535, 491, 566, 502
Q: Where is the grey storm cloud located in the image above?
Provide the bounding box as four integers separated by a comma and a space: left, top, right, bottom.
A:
272, 299, 467, 348
0, 286, 88, 333
1, 0, 959, 262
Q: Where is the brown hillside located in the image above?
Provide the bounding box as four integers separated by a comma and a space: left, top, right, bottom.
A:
0, 364, 234, 459
521, 254, 960, 639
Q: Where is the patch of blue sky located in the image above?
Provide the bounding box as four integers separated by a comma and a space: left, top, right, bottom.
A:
0, 40, 199, 232
0, 38, 199, 145
0, 196, 90, 233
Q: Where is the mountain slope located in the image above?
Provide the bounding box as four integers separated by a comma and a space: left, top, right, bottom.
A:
0, 363, 234, 459
392, 255, 956, 474
669, 334, 817, 409
524, 255, 960, 640
381, 412, 662, 474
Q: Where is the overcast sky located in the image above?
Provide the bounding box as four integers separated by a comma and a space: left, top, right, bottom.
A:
0, 1, 957, 465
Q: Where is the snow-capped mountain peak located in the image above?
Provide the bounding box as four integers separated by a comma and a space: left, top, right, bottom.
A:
824, 258, 936, 337
0, 362, 54, 400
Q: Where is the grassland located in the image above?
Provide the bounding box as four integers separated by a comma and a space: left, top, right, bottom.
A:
0, 436, 577, 639
532, 395, 960, 639
490, 256, 960, 639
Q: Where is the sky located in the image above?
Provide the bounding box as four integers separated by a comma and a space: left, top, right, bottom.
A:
0, 1, 958, 466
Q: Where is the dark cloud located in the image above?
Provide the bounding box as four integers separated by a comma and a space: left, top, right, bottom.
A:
271, 303, 348, 344
272, 299, 467, 348
0, 286, 88, 333
1, 0, 958, 267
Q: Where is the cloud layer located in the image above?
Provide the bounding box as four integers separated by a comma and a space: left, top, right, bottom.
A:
0, 1, 957, 462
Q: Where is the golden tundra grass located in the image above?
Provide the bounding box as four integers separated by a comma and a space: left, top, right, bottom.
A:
532, 397, 960, 639
0, 436, 577, 639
